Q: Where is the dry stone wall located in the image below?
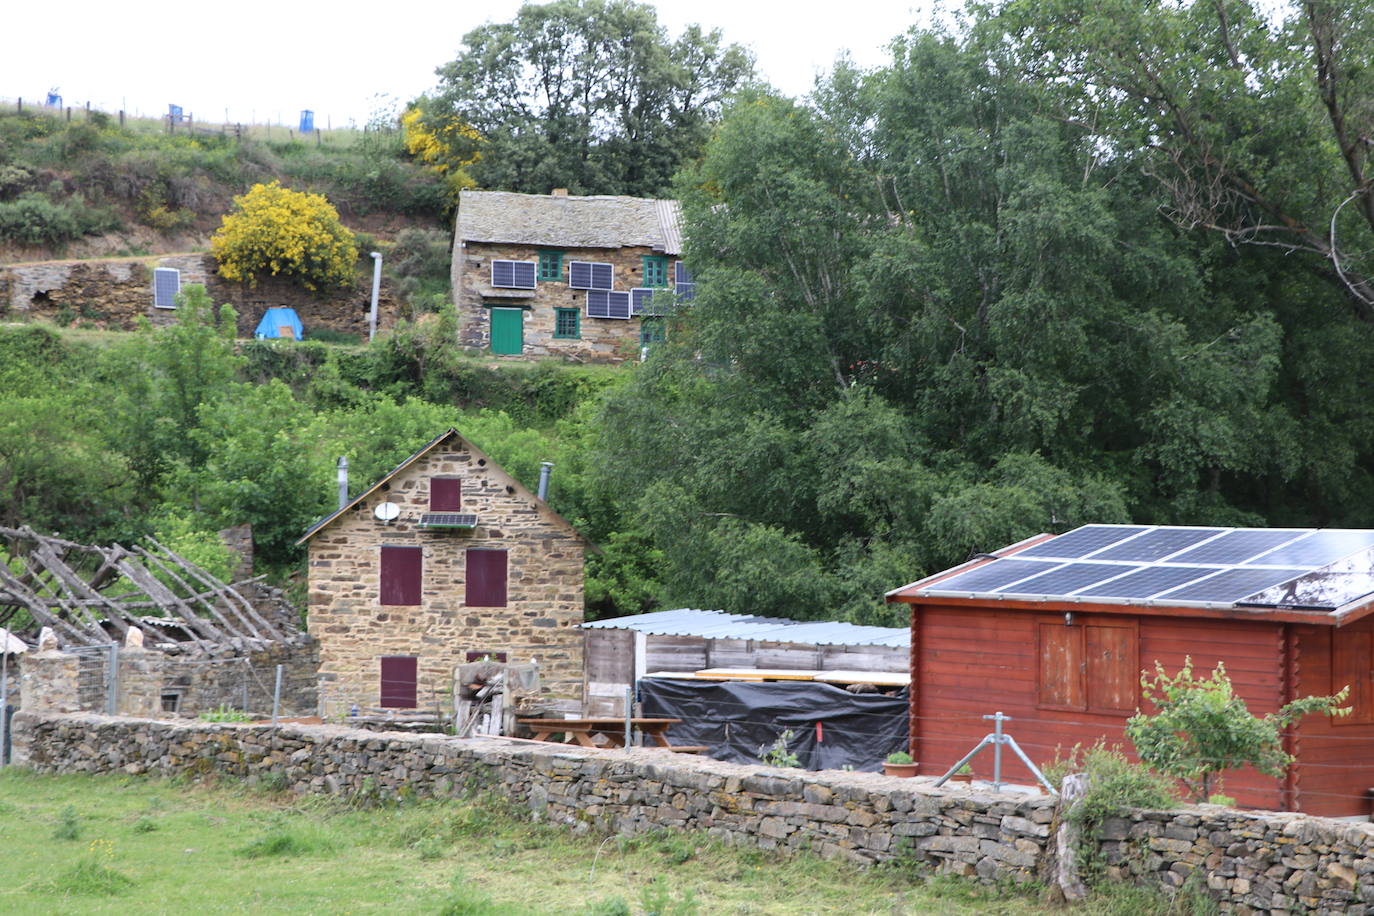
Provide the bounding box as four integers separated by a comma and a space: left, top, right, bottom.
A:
0, 253, 399, 339
13, 710, 1374, 913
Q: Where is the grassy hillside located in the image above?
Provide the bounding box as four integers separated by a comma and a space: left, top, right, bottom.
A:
0, 105, 449, 264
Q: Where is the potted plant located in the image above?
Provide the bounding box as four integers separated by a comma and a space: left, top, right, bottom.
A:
883, 751, 918, 778
950, 763, 974, 783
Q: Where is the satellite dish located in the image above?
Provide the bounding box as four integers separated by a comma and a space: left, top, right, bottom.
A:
374, 502, 400, 522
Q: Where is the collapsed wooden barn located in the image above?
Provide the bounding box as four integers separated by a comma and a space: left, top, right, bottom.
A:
888, 524, 1374, 816
0, 526, 315, 716
582, 609, 911, 770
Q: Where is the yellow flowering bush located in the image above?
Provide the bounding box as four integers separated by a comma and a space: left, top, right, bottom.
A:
211, 181, 358, 291
401, 106, 479, 198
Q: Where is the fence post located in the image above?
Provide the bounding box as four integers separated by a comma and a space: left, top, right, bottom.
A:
241, 661, 249, 712
271, 664, 283, 724
105, 644, 119, 715
1, 647, 8, 766
66, 107, 72, 122
119, 110, 125, 128
16, 98, 21, 113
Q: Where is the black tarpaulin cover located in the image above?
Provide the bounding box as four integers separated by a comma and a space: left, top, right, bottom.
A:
638, 677, 908, 771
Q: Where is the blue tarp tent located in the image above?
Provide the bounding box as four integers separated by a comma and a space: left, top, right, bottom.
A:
254, 307, 304, 340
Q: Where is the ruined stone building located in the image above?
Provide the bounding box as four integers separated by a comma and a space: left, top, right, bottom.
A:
451, 189, 693, 361
299, 429, 586, 712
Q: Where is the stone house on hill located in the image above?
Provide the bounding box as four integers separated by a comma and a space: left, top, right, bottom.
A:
297, 429, 587, 712
452, 188, 693, 361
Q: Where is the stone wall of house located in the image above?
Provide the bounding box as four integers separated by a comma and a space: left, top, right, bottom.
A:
454, 241, 674, 361
307, 439, 585, 711
14, 710, 1374, 912
0, 253, 400, 339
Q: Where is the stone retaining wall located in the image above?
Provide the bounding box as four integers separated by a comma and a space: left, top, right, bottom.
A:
11, 711, 1374, 913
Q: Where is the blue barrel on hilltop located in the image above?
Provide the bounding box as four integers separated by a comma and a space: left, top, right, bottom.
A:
299, 110, 314, 133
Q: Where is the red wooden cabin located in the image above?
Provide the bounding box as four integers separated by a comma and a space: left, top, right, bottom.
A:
887, 525, 1374, 816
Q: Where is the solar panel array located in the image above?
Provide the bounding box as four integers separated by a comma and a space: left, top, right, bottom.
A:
491, 260, 537, 290
569, 261, 614, 290
919, 525, 1374, 611
587, 289, 632, 320
152, 268, 181, 309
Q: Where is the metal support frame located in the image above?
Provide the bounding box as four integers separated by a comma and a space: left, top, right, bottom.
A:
932, 712, 1057, 795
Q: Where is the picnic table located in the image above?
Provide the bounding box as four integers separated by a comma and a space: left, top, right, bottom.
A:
516, 717, 683, 749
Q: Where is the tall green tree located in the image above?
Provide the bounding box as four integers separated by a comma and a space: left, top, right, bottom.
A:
1002, 0, 1374, 317
422, 0, 754, 195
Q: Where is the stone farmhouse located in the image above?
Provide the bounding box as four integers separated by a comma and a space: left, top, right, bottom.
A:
451, 188, 693, 361
297, 429, 587, 712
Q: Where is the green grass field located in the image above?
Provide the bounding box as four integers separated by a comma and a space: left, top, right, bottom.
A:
0, 769, 1052, 916
0, 769, 1208, 915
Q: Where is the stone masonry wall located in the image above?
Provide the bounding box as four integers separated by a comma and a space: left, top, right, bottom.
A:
15, 711, 1374, 912
0, 253, 399, 339
455, 241, 672, 361
307, 439, 585, 710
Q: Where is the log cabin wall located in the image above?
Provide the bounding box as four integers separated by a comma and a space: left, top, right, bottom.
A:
913, 604, 1289, 810
1292, 620, 1374, 817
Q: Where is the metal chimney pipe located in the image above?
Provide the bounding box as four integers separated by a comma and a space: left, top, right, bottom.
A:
537, 462, 553, 501
337, 456, 349, 510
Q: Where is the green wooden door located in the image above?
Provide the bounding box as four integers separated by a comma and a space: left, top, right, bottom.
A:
490, 308, 523, 355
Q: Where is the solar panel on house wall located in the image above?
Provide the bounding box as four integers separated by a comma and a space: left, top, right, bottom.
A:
630, 288, 654, 315
152, 268, 181, 308
569, 261, 614, 290
674, 261, 695, 302
587, 290, 631, 320
491, 260, 537, 289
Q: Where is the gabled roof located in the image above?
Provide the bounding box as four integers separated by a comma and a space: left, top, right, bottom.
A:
887, 524, 1374, 626
456, 189, 683, 255
296, 428, 588, 547
582, 608, 909, 648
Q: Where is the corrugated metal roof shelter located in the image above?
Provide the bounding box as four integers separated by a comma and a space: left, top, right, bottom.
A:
457, 190, 683, 255
887, 524, 1374, 816
581, 609, 909, 717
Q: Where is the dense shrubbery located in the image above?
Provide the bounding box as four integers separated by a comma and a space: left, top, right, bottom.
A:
211, 181, 358, 290
0, 191, 118, 244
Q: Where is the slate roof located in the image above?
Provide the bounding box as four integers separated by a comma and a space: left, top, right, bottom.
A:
456, 190, 683, 255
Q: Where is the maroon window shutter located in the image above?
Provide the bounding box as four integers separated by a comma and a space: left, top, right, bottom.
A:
379, 546, 422, 606
380, 656, 417, 708
431, 478, 461, 511
465, 548, 508, 607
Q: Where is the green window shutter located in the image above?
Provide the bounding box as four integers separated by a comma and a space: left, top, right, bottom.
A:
642, 256, 668, 288
554, 308, 581, 339
538, 250, 564, 282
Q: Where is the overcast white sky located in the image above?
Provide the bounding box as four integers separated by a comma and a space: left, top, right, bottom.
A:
1, 1, 937, 128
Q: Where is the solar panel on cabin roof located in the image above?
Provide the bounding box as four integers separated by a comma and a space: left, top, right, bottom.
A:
491, 260, 537, 290
1157, 567, 1307, 603
1238, 551, 1374, 610
152, 268, 180, 308
1166, 530, 1305, 565
1017, 525, 1149, 559
1243, 530, 1374, 567
995, 561, 1136, 595
586, 289, 631, 320
569, 261, 614, 290
926, 558, 1062, 593
1091, 528, 1223, 562
1074, 565, 1224, 600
